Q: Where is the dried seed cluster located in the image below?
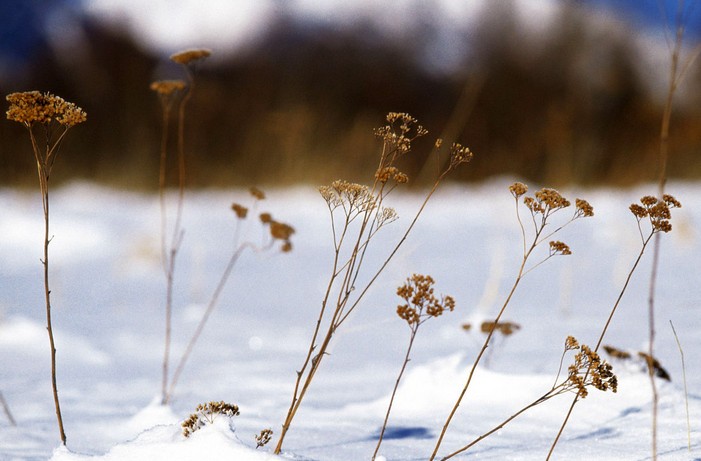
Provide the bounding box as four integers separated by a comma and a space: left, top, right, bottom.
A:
6, 91, 86, 127
549, 240, 572, 256
182, 401, 240, 437
629, 194, 681, 233
319, 180, 375, 213
150, 80, 186, 96
374, 112, 428, 156
231, 187, 294, 252
604, 345, 671, 381
564, 336, 618, 398
396, 274, 455, 326
255, 428, 273, 449
478, 320, 521, 336
170, 48, 212, 65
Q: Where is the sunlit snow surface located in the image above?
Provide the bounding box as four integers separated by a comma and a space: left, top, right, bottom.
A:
0, 181, 699, 460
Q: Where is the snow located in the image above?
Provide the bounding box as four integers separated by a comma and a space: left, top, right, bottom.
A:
0, 180, 699, 460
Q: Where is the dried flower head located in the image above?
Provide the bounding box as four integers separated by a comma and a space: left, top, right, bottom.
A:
603, 345, 632, 360
320, 180, 376, 213
259, 212, 272, 224
549, 240, 572, 256
575, 198, 594, 218
480, 320, 521, 336
231, 203, 248, 219
255, 428, 273, 449
565, 340, 618, 398
449, 143, 473, 168
182, 401, 240, 437
269, 221, 295, 241
396, 274, 455, 327
170, 48, 212, 65
630, 194, 681, 234
638, 352, 671, 381
150, 80, 186, 96
509, 182, 528, 198
7, 91, 86, 127
374, 112, 427, 157
249, 187, 266, 200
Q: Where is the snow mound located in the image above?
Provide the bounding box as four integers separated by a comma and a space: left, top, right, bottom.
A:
50, 416, 282, 461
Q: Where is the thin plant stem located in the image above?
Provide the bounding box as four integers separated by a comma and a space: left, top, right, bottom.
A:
0, 391, 16, 426
161, 73, 193, 405
429, 200, 542, 461
167, 241, 256, 400
670, 320, 691, 451
373, 327, 419, 460
275, 135, 465, 454
547, 232, 653, 459
644, 1, 686, 457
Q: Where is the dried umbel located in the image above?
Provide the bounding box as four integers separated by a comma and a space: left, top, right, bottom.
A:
396, 274, 455, 327
478, 320, 521, 336
7, 91, 86, 127
549, 240, 571, 256
255, 428, 273, 449
319, 180, 376, 213
630, 194, 681, 234
150, 80, 186, 96
182, 401, 240, 437
564, 336, 618, 398
231, 203, 248, 219
170, 48, 212, 65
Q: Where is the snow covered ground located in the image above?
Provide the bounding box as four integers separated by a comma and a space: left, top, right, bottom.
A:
0, 180, 699, 460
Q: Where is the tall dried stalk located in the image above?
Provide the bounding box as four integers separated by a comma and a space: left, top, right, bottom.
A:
547, 194, 681, 459
441, 336, 617, 461
372, 275, 455, 460
646, 1, 700, 456
152, 49, 211, 405
6, 91, 87, 445
429, 183, 592, 460
274, 114, 472, 454
166, 192, 294, 400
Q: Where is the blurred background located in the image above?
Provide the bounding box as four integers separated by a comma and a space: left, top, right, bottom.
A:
1, 0, 701, 189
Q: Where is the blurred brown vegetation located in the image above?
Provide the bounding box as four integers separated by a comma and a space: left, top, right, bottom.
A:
2, 4, 701, 189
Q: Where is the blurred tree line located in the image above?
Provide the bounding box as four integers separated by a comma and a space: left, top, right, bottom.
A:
1, 3, 701, 189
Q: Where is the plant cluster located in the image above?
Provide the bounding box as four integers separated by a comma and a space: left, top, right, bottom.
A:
181, 401, 240, 438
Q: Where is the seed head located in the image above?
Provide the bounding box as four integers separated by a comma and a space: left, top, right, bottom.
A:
150, 80, 186, 95
575, 198, 594, 218
509, 182, 528, 198
7, 91, 86, 127
170, 48, 212, 65
549, 240, 572, 256
231, 203, 248, 219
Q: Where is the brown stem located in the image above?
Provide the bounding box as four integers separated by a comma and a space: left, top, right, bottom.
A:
430, 216, 542, 460
167, 243, 252, 400
547, 233, 652, 459
373, 327, 418, 460
42, 186, 67, 445
161, 75, 193, 405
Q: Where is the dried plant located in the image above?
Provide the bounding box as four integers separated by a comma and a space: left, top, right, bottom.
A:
373, 275, 455, 460
547, 194, 681, 459
430, 182, 593, 460
153, 49, 212, 405
461, 320, 521, 367
274, 113, 472, 454
441, 336, 617, 460
6, 91, 87, 445
166, 187, 294, 401
182, 401, 240, 438
255, 428, 273, 449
